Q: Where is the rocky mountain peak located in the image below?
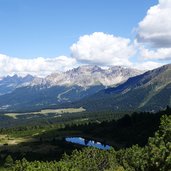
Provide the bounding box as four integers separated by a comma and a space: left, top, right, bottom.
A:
30, 65, 143, 88
0, 74, 35, 95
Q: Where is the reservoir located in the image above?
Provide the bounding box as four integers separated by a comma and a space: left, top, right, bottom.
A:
65, 137, 111, 150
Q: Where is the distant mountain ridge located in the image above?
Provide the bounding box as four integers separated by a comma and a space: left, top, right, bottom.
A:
0, 65, 142, 112
31, 65, 142, 88
76, 64, 171, 112
0, 74, 35, 95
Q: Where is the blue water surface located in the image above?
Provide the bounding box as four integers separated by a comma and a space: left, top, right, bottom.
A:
65, 137, 111, 150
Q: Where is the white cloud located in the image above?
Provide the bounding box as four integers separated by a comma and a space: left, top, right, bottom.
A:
0, 27, 169, 78
134, 61, 164, 71
0, 54, 77, 77
2, 1, 171, 77
137, 0, 171, 48
135, 0, 171, 62
70, 32, 135, 66
139, 46, 171, 60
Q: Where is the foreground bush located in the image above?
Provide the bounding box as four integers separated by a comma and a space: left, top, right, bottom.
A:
7, 115, 171, 171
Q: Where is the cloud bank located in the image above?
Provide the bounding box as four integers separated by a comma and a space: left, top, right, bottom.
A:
136, 0, 171, 61
0, 0, 171, 77
0, 31, 163, 77
70, 32, 135, 66
0, 54, 77, 77
134, 61, 163, 71
137, 0, 171, 48
139, 47, 171, 60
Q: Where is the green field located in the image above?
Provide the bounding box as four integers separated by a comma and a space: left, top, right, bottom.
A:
4, 107, 86, 119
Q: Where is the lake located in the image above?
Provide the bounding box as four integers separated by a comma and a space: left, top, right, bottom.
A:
65, 137, 111, 150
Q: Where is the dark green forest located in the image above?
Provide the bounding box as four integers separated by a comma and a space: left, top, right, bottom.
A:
0, 107, 171, 170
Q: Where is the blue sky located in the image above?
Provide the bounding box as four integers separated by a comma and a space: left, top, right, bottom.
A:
0, 0, 157, 57
0, 0, 171, 77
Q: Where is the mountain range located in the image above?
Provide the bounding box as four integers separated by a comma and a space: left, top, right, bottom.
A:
76, 64, 171, 112
0, 65, 141, 112
30, 65, 141, 87
0, 74, 34, 95
1, 64, 171, 113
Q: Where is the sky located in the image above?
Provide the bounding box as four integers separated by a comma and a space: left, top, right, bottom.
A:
0, 0, 171, 77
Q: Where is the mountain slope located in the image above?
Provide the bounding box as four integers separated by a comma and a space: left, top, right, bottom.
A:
0, 85, 104, 112
0, 65, 142, 112
0, 74, 35, 95
76, 64, 171, 112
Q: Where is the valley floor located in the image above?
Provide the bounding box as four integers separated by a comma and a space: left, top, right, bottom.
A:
0, 107, 171, 170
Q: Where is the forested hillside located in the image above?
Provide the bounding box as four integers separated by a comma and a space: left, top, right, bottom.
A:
0, 108, 171, 171
1, 114, 171, 171
76, 64, 171, 113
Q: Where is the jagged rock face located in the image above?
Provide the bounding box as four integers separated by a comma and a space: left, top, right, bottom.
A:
0, 65, 142, 91
0, 74, 35, 95
31, 65, 143, 88
0, 65, 142, 96
0, 65, 143, 112
76, 64, 171, 112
